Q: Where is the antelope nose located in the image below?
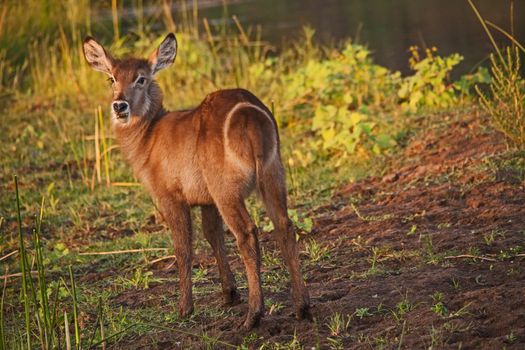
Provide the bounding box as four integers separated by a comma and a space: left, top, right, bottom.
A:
112, 101, 129, 113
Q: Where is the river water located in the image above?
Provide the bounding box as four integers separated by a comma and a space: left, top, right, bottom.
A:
107, 0, 524, 75
193, 0, 525, 74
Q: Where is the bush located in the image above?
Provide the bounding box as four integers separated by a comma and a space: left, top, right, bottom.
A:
282, 44, 481, 158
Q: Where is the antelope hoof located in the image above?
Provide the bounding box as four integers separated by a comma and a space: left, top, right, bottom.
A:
223, 289, 241, 306
179, 303, 194, 318
295, 303, 313, 321
241, 311, 263, 331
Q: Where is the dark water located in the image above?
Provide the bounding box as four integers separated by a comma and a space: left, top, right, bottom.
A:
192, 0, 525, 74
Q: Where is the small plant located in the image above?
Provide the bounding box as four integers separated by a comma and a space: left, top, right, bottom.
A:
118, 268, 160, 290
355, 307, 372, 319
428, 325, 444, 349
483, 231, 496, 246
422, 235, 441, 265
239, 332, 260, 349
367, 246, 381, 275
505, 330, 517, 344
351, 203, 394, 222
390, 292, 414, 322
261, 247, 282, 267
327, 336, 344, 350
288, 209, 314, 234
303, 239, 330, 263
449, 303, 471, 318
499, 245, 524, 260
259, 330, 303, 350
326, 312, 351, 336
451, 278, 460, 290
267, 301, 285, 315
406, 224, 417, 236
430, 292, 449, 318
437, 222, 451, 229
467, 246, 481, 257
396, 299, 413, 317
262, 270, 288, 292
193, 265, 209, 282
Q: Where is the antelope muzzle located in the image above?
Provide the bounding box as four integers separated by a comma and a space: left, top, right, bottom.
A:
112, 100, 130, 120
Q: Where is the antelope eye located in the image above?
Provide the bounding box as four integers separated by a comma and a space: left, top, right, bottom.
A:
136, 77, 146, 85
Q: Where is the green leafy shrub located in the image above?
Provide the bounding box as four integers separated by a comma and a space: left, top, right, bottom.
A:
399, 46, 463, 112
283, 43, 400, 157
281, 43, 481, 158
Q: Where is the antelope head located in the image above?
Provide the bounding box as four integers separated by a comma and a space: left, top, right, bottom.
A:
82, 33, 178, 124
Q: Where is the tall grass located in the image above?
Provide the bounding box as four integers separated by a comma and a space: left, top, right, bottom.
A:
0, 0, 90, 89
15, 175, 32, 349
2, 176, 125, 349
468, 0, 525, 150
477, 47, 525, 149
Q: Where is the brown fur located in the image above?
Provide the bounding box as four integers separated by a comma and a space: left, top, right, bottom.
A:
83, 34, 311, 330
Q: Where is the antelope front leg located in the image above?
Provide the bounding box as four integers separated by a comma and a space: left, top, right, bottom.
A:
159, 197, 194, 318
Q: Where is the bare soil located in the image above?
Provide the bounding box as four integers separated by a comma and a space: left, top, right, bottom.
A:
115, 113, 525, 349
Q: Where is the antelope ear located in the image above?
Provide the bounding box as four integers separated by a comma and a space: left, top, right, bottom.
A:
149, 33, 177, 75
83, 37, 114, 75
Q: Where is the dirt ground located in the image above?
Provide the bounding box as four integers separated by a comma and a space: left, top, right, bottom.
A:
113, 112, 525, 349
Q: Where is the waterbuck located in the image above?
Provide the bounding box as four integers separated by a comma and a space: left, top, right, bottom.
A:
82, 33, 311, 329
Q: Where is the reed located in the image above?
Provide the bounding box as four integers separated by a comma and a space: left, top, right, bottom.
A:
68, 265, 80, 350
15, 175, 32, 349
4, 173, 143, 348
0, 267, 7, 350
468, 0, 525, 150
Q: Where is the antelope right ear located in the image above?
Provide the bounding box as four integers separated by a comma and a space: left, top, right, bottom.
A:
83, 37, 114, 75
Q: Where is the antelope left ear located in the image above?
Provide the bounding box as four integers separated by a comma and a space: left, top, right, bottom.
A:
149, 33, 177, 75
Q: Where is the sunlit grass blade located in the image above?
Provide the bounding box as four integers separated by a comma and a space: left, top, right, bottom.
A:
100, 307, 106, 350
15, 175, 31, 350
111, 0, 119, 41
98, 106, 111, 187
0, 268, 7, 350
94, 107, 101, 188
484, 20, 525, 54
68, 265, 80, 350
87, 296, 104, 349
466, 0, 506, 67
64, 311, 71, 350
88, 324, 137, 349
17, 177, 48, 348
49, 282, 61, 348
35, 196, 53, 348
